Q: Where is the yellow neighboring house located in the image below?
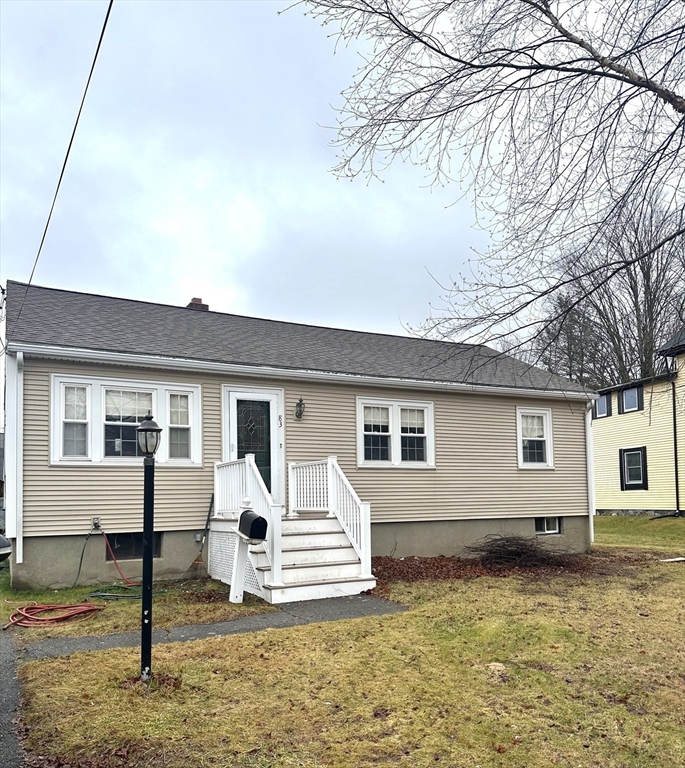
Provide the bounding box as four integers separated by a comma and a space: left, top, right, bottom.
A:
592, 327, 684, 517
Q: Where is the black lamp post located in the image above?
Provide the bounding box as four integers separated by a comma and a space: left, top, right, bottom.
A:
136, 413, 162, 682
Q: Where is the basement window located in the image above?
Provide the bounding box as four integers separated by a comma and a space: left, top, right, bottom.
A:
535, 517, 561, 535
105, 532, 162, 561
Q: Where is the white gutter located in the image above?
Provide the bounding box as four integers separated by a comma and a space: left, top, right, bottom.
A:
7, 342, 595, 402
585, 403, 596, 544
5, 351, 24, 562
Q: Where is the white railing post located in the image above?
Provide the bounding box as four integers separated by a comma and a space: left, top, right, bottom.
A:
287, 461, 298, 518
327, 456, 338, 518
360, 501, 372, 578
268, 504, 284, 586
245, 454, 256, 506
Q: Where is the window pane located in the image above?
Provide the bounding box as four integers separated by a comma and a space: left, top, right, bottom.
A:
105, 424, 141, 457
522, 414, 545, 439
596, 396, 607, 417
535, 517, 546, 533
364, 406, 389, 433
63, 422, 87, 456
401, 408, 425, 434
401, 435, 426, 461
106, 390, 152, 423
623, 389, 638, 411
169, 426, 190, 458
364, 434, 389, 461
523, 439, 546, 464
64, 386, 87, 421
625, 452, 643, 483
170, 394, 189, 426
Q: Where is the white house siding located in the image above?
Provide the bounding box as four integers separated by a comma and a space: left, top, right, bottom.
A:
20, 358, 590, 540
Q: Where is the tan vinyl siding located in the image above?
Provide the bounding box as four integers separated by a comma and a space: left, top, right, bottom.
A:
592, 370, 684, 511
285, 384, 589, 522
22, 359, 590, 537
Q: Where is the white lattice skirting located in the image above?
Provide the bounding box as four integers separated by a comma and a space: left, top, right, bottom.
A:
208, 530, 262, 597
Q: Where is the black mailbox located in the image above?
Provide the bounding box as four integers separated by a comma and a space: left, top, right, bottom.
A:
238, 509, 268, 542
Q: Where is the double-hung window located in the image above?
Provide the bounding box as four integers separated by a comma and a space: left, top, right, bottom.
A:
62, 385, 90, 458
51, 374, 201, 465
619, 447, 648, 490
357, 398, 434, 467
516, 407, 554, 469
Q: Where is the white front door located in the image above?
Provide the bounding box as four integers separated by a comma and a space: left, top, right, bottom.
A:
222, 386, 285, 505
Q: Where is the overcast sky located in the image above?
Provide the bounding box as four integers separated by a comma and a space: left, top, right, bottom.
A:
1, 0, 487, 336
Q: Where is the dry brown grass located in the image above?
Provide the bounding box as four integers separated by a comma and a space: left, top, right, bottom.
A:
18, 554, 685, 768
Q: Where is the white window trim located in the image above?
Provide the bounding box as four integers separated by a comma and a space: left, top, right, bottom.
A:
516, 406, 554, 470
623, 449, 644, 486
595, 394, 608, 418
535, 516, 561, 534
51, 374, 202, 466
356, 396, 435, 468
622, 388, 639, 413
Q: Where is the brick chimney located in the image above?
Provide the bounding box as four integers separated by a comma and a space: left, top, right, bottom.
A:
186, 297, 208, 311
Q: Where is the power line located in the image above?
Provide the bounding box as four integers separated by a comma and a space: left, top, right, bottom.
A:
4, 0, 115, 352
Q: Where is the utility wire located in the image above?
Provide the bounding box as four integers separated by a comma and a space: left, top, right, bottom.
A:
4, 0, 115, 353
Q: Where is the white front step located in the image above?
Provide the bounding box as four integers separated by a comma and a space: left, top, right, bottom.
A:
259, 559, 362, 584
263, 577, 377, 604
281, 517, 342, 534
253, 544, 358, 568
282, 530, 351, 549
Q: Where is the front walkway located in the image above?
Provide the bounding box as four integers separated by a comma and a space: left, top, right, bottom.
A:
2, 594, 404, 767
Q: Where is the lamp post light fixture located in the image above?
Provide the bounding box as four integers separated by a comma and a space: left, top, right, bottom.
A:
136, 413, 162, 682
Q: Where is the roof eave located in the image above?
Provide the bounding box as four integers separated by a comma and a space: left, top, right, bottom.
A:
6, 341, 595, 401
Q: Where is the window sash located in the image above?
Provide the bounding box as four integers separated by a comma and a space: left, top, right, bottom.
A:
622, 388, 638, 412
62, 385, 89, 457
535, 517, 560, 534
624, 451, 643, 484
595, 396, 607, 417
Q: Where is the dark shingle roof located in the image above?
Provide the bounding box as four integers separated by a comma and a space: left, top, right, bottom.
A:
4, 281, 588, 394
658, 325, 685, 357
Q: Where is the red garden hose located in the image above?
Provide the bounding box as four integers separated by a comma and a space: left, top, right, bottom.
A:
3, 602, 105, 629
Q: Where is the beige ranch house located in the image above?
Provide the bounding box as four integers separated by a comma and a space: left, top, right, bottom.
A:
4, 281, 595, 601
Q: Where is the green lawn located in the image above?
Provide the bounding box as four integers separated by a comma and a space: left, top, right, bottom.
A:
593, 515, 685, 553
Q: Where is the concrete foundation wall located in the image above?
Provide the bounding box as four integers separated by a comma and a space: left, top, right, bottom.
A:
371, 516, 590, 557
10, 529, 205, 590
596, 509, 672, 518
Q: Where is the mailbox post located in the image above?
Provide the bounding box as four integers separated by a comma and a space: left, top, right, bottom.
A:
229, 498, 268, 603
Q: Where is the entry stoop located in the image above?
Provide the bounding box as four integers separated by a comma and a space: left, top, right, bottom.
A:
253, 516, 375, 604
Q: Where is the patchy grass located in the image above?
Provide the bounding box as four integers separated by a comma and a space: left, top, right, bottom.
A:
0, 568, 276, 640
593, 515, 685, 553
19, 554, 685, 768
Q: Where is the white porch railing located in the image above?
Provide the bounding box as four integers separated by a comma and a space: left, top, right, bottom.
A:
288, 456, 372, 578
214, 455, 284, 586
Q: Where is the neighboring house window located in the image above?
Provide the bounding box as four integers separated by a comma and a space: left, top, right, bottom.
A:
51, 374, 202, 465
618, 385, 643, 414
516, 407, 554, 469
619, 447, 648, 490
357, 397, 435, 467
535, 517, 561, 534
593, 393, 611, 419
62, 384, 90, 457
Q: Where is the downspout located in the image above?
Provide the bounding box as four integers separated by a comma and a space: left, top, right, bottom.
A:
5, 352, 24, 563
672, 380, 681, 515
585, 403, 596, 544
